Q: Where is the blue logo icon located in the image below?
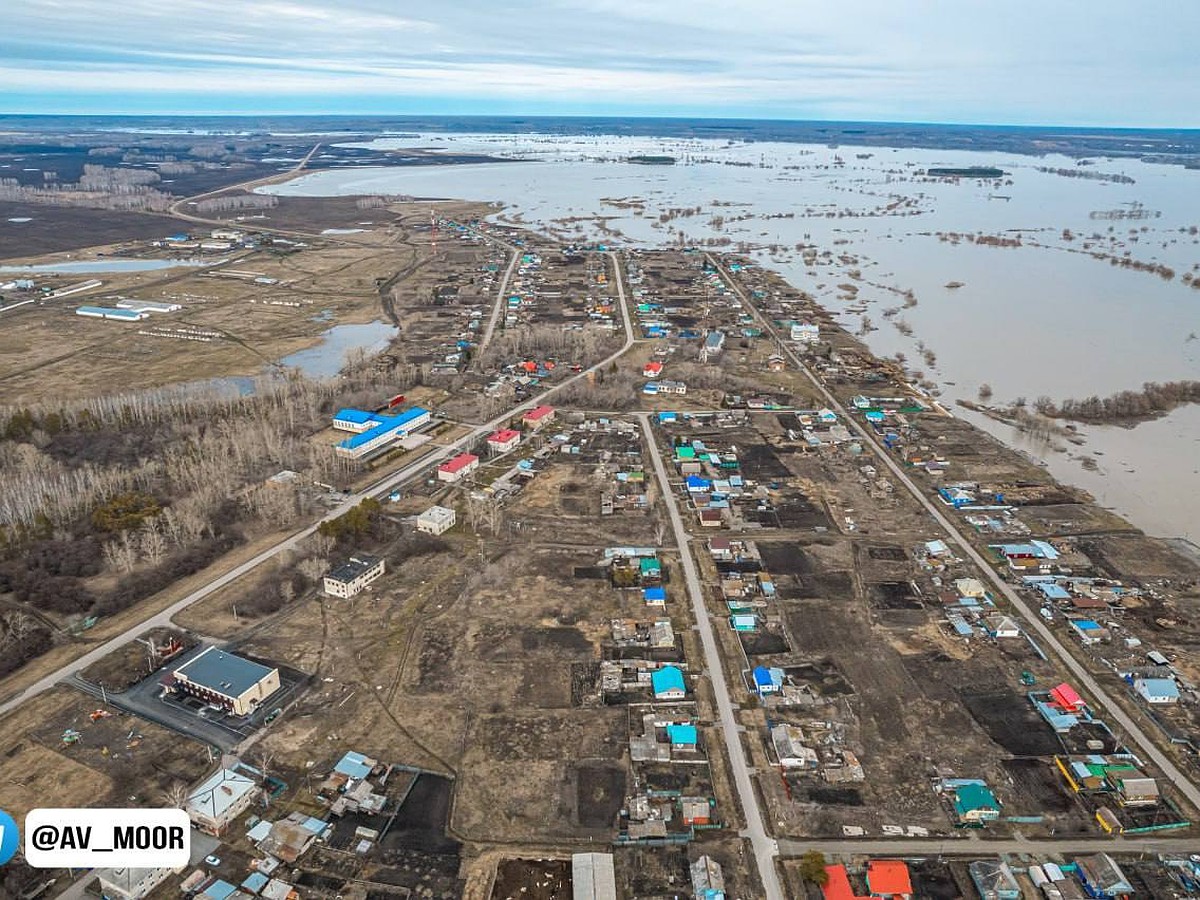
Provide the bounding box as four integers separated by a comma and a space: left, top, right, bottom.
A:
0, 809, 18, 865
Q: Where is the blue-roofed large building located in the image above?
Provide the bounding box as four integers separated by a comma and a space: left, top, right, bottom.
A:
172, 646, 280, 716
334, 406, 431, 459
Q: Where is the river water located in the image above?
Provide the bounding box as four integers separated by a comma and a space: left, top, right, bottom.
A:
262, 133, 1200, 539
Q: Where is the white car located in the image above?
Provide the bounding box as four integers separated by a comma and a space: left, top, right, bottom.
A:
204, 855, 221, 867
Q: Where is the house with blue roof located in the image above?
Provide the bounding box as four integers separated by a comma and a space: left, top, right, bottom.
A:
651, 666, 686, 700
241, 871, 270, 894
334, 750, 376, 780
666, 724, 698, 749
643, 586, 666, 607
1134, 676, 1180, 704
752, 665, 784, 696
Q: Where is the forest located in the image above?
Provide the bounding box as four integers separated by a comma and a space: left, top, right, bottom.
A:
0, 359, 419, 681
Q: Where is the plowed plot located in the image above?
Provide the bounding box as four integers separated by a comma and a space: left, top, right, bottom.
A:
959, 689, 1060, 756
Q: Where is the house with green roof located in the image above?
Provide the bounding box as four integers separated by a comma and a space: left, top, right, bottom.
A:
951, 782, 1001, 826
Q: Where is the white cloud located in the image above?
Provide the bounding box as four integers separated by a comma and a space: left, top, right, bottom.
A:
1, 0, 1197, 124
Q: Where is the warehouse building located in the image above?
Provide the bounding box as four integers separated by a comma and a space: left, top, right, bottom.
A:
438, 452, 480, 483
172, 646, 281, 716
76, 305, 147, 321
334, 406, 431, 459
323, 553, 385, 598
185, 767, 259, 835
417, 505, 456, 535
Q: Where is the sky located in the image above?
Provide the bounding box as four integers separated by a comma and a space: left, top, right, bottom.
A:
3, 0, 1198, 126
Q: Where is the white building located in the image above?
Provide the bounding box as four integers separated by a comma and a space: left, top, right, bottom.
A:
417, 505, 457, 535
97, 865, 185, 900
185, 767, 259, 835
791, 322, 820, 344
323, 553, 385, 598
172, 647, 281, 717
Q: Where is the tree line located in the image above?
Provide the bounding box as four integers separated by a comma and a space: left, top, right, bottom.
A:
1039, 380, 1200, 423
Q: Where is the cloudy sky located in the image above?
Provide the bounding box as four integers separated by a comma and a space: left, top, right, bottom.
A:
3, 0, 1197, 125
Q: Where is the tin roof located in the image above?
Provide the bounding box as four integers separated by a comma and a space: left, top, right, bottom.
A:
175, 646, 276, 698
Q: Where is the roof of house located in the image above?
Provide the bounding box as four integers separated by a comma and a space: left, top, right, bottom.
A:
187, 767, 257, 821
200, 880, 238, 900
333, 750, 375, 780
953, 782, 999, 815
523, 404, 555, 420
643, 586, 666, 601
752, 666, 784, 688
639, 557, 661, 573
1136, 677, 1180, 699
666, 724, 698, 745
867, 860, 913, 896
175, 646, 276, 697
651, 666, 686, 696
1051, 682, 1084, 710
822, 865, 864, 900
489, 428, 520, 442
438, 452, 479, 473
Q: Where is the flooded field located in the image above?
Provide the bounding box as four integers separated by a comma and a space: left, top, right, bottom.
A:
265, 134, 1200, 537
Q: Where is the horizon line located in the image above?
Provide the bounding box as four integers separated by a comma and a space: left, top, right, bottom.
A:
1, 111, 1198, 133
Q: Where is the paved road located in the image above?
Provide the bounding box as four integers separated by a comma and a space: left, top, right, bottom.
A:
0, 252, 636, 721
779, 835, 1200, 858
707, 254, 1200, 814
638, 413, 785, 900
167, 142, 323, 234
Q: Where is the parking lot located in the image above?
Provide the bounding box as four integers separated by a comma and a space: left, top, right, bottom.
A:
73, 643, 308, 750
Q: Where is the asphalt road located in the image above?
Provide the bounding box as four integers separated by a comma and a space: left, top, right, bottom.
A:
0, 251, 635, 721
638, 413, 785, 900
706, 254, 1200, 815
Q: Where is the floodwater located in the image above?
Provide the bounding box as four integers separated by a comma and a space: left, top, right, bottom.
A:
0, 258, 209, 274
263, 133, 1200, 538
277, 319, 398, 378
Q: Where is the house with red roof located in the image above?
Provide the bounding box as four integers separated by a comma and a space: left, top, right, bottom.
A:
1050, 682, 1086, 713
822, 865, 864, 900
643, 361, 664, 379
487, 429, 521, 454
521, 405, 556, 429
867, 860, 913, 899
437, 453, 479, 483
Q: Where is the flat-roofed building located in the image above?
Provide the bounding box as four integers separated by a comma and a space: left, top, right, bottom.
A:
417, 504, 456, 535
323, 553, 385, 598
